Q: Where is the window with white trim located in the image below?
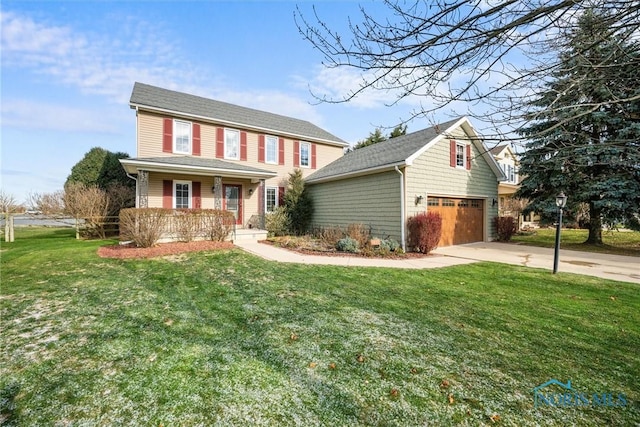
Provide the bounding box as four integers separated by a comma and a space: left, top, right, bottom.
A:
225, 129, 240, 160
455, 143, 465, 168
300, 142, 310, 168
266, 136, 277, 164
265, 187, 278, 213
174, 180, 191, 209
174, 120, 191, 154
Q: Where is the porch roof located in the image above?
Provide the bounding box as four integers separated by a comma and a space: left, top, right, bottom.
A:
120, 156, 277, 180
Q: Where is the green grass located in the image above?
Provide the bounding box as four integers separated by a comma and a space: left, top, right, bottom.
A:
2, 228, 639, 425
511, 228, 640, 256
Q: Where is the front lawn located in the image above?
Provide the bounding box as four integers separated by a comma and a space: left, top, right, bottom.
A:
511, 228, 640, 256
1, 228, 639, 425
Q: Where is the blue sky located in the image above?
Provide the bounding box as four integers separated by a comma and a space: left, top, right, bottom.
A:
1, 1, 480, 203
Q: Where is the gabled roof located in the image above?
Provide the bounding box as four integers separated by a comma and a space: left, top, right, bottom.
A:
489, 144, 509, 156
120, 156, 277, 180
130, 82, 347, 147
306, 117, 505, 183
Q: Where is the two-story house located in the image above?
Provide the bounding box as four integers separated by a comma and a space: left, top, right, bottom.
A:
120, 82, 347, 235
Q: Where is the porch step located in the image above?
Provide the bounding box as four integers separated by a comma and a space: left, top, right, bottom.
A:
231, 228, 268, 242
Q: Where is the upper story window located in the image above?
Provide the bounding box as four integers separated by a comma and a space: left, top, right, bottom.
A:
455, 143, 465, 168
174, 120, 191, 154
502, 164, 518, 183
225, 129, 240, 160
266, 136, 278, 164
300, 142, 311, 168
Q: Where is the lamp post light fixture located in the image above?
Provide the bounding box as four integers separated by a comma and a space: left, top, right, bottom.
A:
553, 192, 567, 274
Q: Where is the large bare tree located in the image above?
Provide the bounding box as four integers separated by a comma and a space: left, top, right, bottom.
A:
295, 0, 640, 144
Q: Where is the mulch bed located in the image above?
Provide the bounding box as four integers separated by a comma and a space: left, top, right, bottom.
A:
259, 240, 429, 259
97, 241, 235, 259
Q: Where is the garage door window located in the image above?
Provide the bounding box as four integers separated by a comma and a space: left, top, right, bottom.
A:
442, 199, 455, 207
427, 198, 440, 206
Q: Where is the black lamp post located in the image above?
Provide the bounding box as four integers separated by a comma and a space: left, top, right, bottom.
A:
553, 192, 567, 274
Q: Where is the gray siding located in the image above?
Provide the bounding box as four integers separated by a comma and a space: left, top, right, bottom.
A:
308, 170, 402, 242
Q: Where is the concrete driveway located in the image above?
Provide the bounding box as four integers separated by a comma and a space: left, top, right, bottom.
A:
433, 242, 640, 284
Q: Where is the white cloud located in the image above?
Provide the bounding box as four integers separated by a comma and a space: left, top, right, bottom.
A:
301, 66, 405, 109
1, 10, 329, 130
0, 99, 124, 133
0, 10, 205, 104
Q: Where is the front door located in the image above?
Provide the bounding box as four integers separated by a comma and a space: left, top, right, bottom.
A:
223, 184, 242, 225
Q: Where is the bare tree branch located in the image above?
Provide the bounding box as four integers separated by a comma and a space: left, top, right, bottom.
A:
295, 0, 640, 144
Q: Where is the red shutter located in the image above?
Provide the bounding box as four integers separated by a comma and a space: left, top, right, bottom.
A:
163, 118, 173, 153
216, 128, 224, 159
466, 144, 472, 170
311, 143, 317, 169
240, 132, 247, 161
258, 135, 265, 163
163, 180, 173, 208
192, 181, 201, 209
278, 187, 285, 206
278, 138, 285, 165
450, 140, 456, 168
293, 141, 300, 167
192, 123, 201, 156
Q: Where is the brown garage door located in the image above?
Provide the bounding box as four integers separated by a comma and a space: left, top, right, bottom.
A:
427, 198, 484, 246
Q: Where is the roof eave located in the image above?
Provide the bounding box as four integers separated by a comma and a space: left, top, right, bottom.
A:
130, 102, 349, 148
306, 161, 407, 184
119, 159, 277, 180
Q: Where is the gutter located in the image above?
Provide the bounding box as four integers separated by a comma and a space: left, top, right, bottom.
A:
395, 166, 406, 252
307, 161, 407, 184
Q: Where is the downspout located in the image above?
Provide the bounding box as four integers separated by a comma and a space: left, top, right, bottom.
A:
395, 166, 406, 252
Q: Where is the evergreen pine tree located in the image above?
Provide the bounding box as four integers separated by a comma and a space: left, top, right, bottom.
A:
517, 9, 640, 243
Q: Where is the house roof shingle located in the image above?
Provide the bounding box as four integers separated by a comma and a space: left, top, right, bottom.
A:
130, 82, 347, 146
489, 144, 509, 156
119, 156, 277, 178
306, 118, 462, 182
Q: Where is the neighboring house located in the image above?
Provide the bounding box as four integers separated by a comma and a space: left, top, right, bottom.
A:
306, 117, 506, 248
490, 144, 539, 228
120, 83, 347, 234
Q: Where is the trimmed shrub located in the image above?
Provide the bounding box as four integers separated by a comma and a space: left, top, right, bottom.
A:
119, 208, 169, 248
336, 237, 359, 253
407, 212, 442, 254
266, 207, 290, 237
174, 209, 201, 242
494, 216, 517, 241
201, 210, 235, 241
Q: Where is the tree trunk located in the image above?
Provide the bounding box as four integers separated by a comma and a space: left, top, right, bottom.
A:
586, 202, 602, 244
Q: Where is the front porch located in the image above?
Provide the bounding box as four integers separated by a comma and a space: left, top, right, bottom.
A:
120, 156, 278, 242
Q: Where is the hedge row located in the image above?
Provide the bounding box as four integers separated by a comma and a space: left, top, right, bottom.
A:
119, 208, 235, 248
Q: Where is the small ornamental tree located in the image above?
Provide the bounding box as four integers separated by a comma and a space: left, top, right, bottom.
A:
283, 169, 313, 235
407, 212, 442, 254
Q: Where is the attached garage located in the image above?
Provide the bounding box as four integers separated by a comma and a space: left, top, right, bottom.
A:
307, 117, 505, 249
427, 197, 484, 246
